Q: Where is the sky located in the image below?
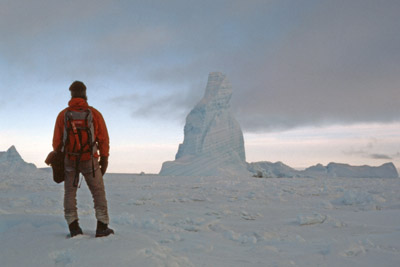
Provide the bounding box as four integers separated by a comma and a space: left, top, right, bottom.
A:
1, 0, 399, 173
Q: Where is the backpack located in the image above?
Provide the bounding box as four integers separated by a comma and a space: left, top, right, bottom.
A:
62, 108, 97, 186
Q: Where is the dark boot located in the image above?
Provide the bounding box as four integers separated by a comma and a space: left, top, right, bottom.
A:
95, 221, 114, 238
68, 220, 83, 237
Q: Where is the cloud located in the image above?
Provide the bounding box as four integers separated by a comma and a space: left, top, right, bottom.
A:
342, 136, 399, 161
342, 137, 378, 157
1, 0, 400, 132
111, 85, 204, 123
369, 154, 392, 160
231, 0, 400, 131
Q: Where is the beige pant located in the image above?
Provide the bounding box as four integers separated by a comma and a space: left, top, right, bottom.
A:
64, 157, 109, 225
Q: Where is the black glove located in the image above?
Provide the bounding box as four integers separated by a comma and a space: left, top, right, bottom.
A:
99, 156, 109, 175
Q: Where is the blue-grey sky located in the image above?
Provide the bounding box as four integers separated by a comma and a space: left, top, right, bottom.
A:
1, 0, 399, 173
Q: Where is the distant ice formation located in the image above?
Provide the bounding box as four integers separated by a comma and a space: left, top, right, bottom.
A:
247, 161, 300, 178
248, 161, 399, 178
0, 145, 37, 174
304, 162, 399, 178
159, 72, 249, 176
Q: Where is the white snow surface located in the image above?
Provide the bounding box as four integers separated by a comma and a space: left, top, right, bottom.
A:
1, 171, 400, 267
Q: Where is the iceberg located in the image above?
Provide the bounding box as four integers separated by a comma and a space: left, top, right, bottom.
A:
248, 161, 399, 178
160, 72, 249, 176
248, 161, 300, 178
307, 162, 399, 178
0, 146, 37, 175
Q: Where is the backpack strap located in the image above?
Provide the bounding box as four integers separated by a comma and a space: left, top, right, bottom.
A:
70, 115, 82, 152
84, 109, 96, 178
61, 111, 70, 153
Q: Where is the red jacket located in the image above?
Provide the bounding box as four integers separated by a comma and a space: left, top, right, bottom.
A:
53, 98, 109, 158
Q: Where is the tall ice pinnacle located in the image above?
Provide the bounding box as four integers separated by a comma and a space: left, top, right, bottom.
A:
159, 72, 249, 176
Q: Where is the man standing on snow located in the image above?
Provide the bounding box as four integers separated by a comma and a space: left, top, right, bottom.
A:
52, 81, 114, 237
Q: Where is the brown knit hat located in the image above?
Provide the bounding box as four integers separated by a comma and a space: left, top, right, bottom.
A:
69, 81, 87, 100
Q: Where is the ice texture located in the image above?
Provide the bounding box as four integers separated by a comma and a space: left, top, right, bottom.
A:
160, 72, 249, 176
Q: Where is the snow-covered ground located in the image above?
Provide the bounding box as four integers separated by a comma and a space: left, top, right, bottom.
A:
1, 171, 400, 267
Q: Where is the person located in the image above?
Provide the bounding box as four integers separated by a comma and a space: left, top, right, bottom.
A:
52, 81, 114, 237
